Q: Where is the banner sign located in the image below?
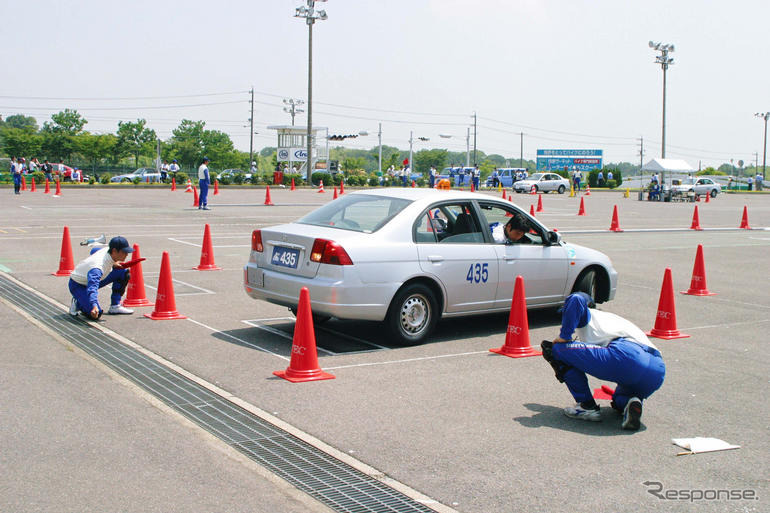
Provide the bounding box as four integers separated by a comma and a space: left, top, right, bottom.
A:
536, 149, 603, 172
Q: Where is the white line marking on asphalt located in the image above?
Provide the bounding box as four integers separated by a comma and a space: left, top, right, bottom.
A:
681, 318, 770, 330
241, 319, 338, 356
186, 318, 288, 360
144, 279, 214, 295
167, 237, 248, 249
20, 206, 32, 210
168, 237, 200, 247
324, 350, 489, 370
625, 283, 770, 310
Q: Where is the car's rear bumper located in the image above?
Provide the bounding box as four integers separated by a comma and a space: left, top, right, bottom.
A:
243, 263, 394, 321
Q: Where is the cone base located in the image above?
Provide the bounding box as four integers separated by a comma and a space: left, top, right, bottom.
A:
689, 227, 703, 231
609, 227, 623, 232
646, 329, 690, 340
123, 299, 154, 307
273, 369, 335, 383
264, 202, 274, 206
680, 289, 716, 296
193, 265, 222, 271
489, 346, 542, 358
144, 311, 187, 320
52, 270, 73, 276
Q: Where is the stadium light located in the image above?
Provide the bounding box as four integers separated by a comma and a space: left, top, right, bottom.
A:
649, 41, 675, 158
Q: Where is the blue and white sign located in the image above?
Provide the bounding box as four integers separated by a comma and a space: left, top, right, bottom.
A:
277, 148, 308, 162
536, 149, 603, 172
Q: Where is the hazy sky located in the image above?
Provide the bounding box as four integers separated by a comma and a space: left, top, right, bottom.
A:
2, 0, 768, 168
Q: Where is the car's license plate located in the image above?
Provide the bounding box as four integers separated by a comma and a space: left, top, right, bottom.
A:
271, 247, 300, 269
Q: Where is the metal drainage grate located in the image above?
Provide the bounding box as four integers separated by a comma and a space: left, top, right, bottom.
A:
0, 275, 437, 513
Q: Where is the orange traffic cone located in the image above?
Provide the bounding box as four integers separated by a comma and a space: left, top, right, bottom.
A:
318, 180, 325, 193
30, 178, 36, 192
609, 205, 623, 232
52, 226, 74, 276
21, 175, 27, 191
264, 185, 274, 206
681, 244, 716, 296
145, 252, 186, 320
333, 186, 338, 199
194, 224, 222, 271
739, 206, 751, 229
171, 178, 176, 191
340, 179, 345, 194
213, 179, 219, 195
470, 181, 475, 192
584, 184, 591, 196
274, 287, 335, 382
536, 194, 544, 212
705, 192, 710, 203
54, 179, 61, 196
647, 268, 690, 340
185, 179, 193, 192
577, 197, 586, 216
123, 244, 154, 307
44, 179, 50, 194
529, 184, 536, 195
530, 204, 536, 217
490, 276, 541, 358
689, 205, 702, 230
290, 177, 296, 191
502, 190, 507, 200
192, 186, 199, 207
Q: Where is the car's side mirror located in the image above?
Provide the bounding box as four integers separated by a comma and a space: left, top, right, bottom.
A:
547, 231, 561, 245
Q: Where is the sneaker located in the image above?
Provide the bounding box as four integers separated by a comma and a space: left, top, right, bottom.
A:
107, 304, 134, 315
202, 206, 210, 210
622, 397, 643, 430
69, 297, 78, 316
563, 403, 601, 422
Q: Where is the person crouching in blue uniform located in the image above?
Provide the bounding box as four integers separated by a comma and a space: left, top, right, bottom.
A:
198, 156, 211, 210
541, 292, 665, 430
68, 236, 135, 319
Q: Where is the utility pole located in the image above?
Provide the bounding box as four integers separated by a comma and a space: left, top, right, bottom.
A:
249, 87, 255, 168
755, 112, 769, 179
519, 132, 524, 168
649, 41, 675, 159
378, 122, 382, 176
472, 112, 477, 166
638, 136, 644, 173
408, 131, 413, 175
465, 127, 470, 167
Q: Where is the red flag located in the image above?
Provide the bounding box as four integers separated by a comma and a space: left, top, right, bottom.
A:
402, 158, 409, 166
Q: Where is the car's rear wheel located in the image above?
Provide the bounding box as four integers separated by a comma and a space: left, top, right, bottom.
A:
386, 283, 439, 346
558, 185, 566, 194
710, 188, 718, 198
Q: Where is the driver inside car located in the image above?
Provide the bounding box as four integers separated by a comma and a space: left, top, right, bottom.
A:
490, 213, 532, 244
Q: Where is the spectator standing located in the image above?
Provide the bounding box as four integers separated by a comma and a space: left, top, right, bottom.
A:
472, 165, 480, 190
747, 176, 753, 191
597, 170, 604, 187
574, 168, 582, 192
42, 160, 53, 182
168, 159, 180, 181
429, 166, 437, 188
250, 161, 257, 175
11, 157, 21, 194
607, 170, 614, 184
160, 160, 169, 183
198, 157, 211, 210
756, 172, 763, 191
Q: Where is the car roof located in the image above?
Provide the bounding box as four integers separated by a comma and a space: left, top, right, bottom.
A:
348, 187, 511, 206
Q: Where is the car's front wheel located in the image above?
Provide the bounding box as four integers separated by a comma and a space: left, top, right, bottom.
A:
573, 268, 598, 300
386, 283, 439, 346
558, 185, 566, 194
710, 189, 718, 198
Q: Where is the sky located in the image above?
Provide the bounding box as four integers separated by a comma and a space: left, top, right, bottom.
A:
1, 0, 768, 169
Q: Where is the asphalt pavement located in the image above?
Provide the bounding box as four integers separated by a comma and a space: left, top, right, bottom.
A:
0, 184, 767, 513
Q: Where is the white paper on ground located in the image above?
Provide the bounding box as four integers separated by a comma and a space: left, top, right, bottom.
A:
672, 437, 740, 454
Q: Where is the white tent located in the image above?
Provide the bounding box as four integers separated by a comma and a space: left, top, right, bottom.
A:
641, 158, 694, 173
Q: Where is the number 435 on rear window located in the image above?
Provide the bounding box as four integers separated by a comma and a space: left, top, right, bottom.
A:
466, 263, 489, 283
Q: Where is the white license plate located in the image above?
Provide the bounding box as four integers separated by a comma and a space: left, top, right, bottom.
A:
271, 247, 300, 269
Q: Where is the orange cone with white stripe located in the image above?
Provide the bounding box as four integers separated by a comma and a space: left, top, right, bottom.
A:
318, 180, 325, 193
185, 179, 193, 192
490, 275, 541, 358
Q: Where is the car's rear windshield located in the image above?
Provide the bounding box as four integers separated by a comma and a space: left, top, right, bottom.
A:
530, 173, 544, 180
297, 194, 412, 233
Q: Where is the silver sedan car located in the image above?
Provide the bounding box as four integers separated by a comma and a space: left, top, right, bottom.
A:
244, 188, 617, 345
513, 172, 571, 194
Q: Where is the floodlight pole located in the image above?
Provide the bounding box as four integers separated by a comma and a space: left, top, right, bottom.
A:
378, 122, 382, 176
649, 41, 675, 159
756, 112, 769, 180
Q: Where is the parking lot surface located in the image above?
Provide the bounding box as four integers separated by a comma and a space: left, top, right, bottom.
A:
1, 186, 768, 512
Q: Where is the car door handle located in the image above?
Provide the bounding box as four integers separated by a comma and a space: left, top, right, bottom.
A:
502, 255, 516, 261
427, 255, 444, 263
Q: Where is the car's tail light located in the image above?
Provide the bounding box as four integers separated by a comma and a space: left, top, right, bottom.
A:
251, 230, 263, 252
310, 238, 353, 265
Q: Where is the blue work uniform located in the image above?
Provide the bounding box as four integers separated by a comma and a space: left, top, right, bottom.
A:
68, 247, 130, 317
551, 293, 666, 411
198, 163, 210, 208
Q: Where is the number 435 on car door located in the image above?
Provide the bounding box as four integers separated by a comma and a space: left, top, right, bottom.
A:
466, 263, 489, 283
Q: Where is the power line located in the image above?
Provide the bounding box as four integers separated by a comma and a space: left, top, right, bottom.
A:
0, 91, 247, 101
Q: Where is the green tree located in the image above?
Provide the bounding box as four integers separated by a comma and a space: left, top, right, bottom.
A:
202, 129, 238, 169
414, 149, 448, 174
40, 109, 87, 161
0, 127, 42, 158
342, 156, 367, 172
168, 120, 206, 167
116, 119, 157, 167
44, 109, 87, 134
4, 114, 38, 131
77, 133, 117, 172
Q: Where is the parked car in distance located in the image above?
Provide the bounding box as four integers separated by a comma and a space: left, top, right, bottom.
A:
485, 168, 527, 188
513, 172, 571, 194
670, 177, 721, 197
217, 169, 252, 183
110, 167, 161, 183
244, 188, 617, 345
49, 163, 88, 182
